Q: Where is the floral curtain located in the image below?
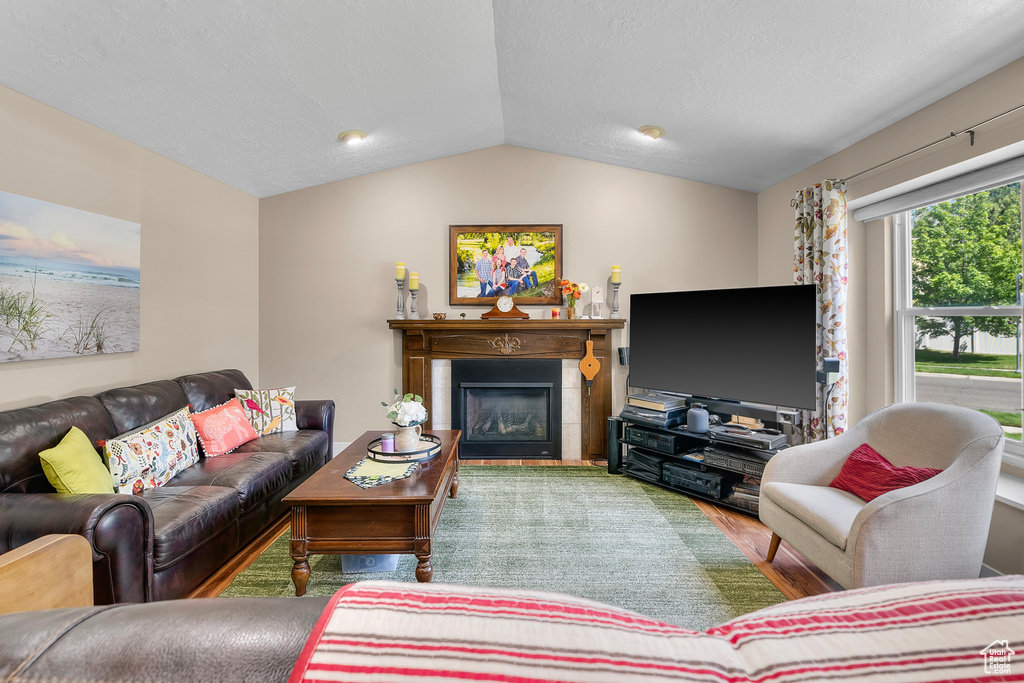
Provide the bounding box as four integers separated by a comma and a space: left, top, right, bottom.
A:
793, 180, 849, 441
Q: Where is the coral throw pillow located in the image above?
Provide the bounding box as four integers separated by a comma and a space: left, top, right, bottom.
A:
192, 398, 259, 456
830, 443, 943, 502
235, 386, 297, 435
105, 408, 199, 494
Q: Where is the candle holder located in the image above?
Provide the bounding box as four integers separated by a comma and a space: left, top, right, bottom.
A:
610, 282, 622, 319
395, 278, 406, 320
409, 288, 419, 318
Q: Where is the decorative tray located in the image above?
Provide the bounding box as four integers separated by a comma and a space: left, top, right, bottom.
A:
367, 433, 442, 463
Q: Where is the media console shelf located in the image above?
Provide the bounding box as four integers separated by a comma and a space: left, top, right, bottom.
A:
608, 413, 784, 516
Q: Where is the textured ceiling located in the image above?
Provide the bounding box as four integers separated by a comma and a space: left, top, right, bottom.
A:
2, 1, 1024, 197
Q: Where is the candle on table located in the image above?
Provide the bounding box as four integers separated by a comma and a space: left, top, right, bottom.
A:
396, 262, 406, 280
611, 265, 621, 284
551, 308, 560, 318
409, 272, 419, 290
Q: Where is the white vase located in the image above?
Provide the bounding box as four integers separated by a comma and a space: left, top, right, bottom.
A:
395, 424, 422, 452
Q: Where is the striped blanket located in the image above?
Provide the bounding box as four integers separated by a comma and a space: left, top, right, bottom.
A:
289, 575, 1024, 682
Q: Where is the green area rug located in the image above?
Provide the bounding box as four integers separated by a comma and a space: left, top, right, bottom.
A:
220, 466, 784, 629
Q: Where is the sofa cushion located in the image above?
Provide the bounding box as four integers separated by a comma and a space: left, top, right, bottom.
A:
176, 369, 253, 413
140, 485, 240, 570
105, 408, 200, 494
191, 399, 258, 456
762, 481, 865, 550
39, 426, 113, 494
235, 386, 297, 436
292, 577, 1024, 683
0, 396, 117, 494
233, 430, 329, 478
95, 380, 191, 434
167, 451, 294, 514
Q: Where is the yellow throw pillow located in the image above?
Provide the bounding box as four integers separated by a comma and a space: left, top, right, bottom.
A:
39, 426, 114, 494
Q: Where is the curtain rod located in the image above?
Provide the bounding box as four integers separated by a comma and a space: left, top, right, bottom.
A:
842, 102, 1024, 183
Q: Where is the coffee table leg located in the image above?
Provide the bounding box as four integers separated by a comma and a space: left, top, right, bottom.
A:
449, 470, 459, 499
290, 506, 310, 596
415, 552, 433, 582
292, 557, 310, 596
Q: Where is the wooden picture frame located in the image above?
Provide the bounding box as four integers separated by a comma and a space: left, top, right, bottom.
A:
450, 224, 562, 306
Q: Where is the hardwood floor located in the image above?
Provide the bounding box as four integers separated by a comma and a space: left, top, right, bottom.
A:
189, 459, 839, 601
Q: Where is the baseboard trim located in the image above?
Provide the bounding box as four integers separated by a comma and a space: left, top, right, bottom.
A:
981, 563, 1004, 577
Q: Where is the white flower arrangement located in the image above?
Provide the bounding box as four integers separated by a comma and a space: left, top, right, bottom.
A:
382, 389, 428, 427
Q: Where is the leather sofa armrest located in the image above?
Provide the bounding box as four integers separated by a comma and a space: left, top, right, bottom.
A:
296, 399, 335, 450
0, 597, 329, 683
0, 493, 154, 604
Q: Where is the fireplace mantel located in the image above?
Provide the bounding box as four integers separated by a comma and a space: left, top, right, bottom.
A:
389, 319, 626, 459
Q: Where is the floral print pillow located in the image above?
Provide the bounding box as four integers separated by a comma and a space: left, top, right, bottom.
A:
105, 407, 199, 494
235, 386, 297, 436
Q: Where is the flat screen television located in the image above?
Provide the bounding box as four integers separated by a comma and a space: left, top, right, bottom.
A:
629, 285, 818, 411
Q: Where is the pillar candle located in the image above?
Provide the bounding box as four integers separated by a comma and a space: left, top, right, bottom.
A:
551, 308, 560, 318
396, 262, 406, 279
611, 265, 621, 284
409, 272, 419, 290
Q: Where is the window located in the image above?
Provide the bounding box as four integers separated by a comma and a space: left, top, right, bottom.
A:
894, 182, 1023, 464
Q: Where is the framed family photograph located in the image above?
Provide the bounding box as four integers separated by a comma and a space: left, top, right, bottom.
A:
449, 224, 562, 306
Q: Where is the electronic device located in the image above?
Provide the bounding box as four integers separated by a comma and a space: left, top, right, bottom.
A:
623, 425, 687, 454
663, 461, 729, 499
708, 425, 787, 450
629, 285, 817, 410
619, 405, 684, 427
481, 295, 529, 319
618, 347, 630, 365
702, 446, 768, 477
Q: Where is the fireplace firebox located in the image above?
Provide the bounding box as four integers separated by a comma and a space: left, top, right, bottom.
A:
452, 359, 561, 459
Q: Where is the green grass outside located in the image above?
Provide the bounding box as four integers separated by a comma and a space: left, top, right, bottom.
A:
979, 409, 1022, 428
914, 349, 1021, 378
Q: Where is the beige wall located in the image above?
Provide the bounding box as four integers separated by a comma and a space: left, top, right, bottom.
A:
757, 56, 1024, 425
259, 145, 758, 442
0, 85, 260, 411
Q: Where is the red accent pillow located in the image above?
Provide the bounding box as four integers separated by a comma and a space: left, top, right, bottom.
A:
191, 398, 258, 457
829, 443, 943, 502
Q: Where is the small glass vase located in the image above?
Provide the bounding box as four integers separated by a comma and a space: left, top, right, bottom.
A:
394, 424, 422, 452
566, 305, 577, 320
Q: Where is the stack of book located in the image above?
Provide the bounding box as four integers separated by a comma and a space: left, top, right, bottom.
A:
620, 391, 687, 427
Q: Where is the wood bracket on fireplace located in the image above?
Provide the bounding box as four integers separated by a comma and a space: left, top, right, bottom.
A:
388, 319, 625, 459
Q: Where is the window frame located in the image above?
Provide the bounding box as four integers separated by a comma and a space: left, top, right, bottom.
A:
893, 203, 1024, 466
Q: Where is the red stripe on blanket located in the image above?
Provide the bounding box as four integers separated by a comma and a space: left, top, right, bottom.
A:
300, 651, 1005, 683
336, 597, 689, 635
338, 587, 690, 632
288, 584, 358, 683
711, 598, 1024, 643
713, 589, 1024, 628
316, 637, 734, 676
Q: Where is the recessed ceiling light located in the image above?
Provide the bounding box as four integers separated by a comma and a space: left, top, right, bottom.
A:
638, 125, 665, 140
337, 129, 366, 145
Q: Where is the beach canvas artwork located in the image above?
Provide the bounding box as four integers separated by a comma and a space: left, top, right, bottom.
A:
0, 190, 140, 363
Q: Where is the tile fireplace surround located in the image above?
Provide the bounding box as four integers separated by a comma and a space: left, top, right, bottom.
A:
388, 319, 626, 459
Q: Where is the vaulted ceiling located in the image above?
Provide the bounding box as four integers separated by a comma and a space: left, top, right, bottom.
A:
2, 1, 1023, 198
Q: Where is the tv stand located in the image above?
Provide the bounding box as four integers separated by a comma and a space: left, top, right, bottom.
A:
608, 410, 786, 516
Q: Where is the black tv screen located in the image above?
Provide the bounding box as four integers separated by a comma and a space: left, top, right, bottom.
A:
629, 285, 818, 410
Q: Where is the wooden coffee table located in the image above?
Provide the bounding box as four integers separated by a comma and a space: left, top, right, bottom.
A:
284, 429, 460, 596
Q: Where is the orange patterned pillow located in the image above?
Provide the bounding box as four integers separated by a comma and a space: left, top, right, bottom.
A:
191, 398, 258, 456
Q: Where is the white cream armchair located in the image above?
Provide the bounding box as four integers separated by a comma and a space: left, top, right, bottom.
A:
760, 402, 1004, 589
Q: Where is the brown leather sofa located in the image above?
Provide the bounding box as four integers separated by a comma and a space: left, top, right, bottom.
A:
0, 369, 334, 604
